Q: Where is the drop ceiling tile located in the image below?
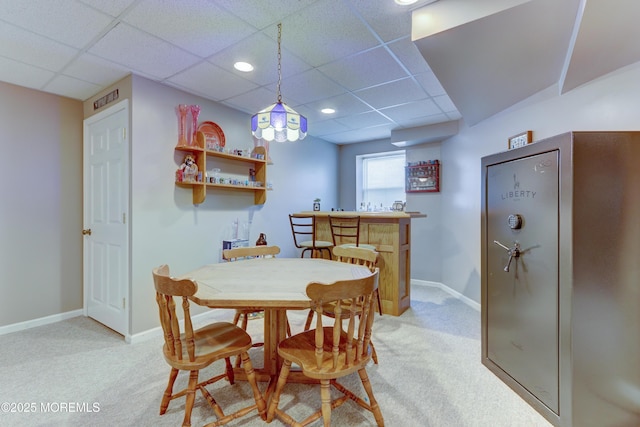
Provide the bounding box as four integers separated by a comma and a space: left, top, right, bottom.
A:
414, 71, 446, 96
122, 0, 256, 58
0, 21, 79, 72
308, 118, 351, 136
280, 69, 346, 105
0, 56, 55, 91
303, 93, 372, 121
215, 0, 320, 29
379, 98, 442, 123
208, 31, 312, 86
223, 86, 278, 115
355, 77, 427, 109
44, 74, 102, 100
388, 38, 432, 75
347, 0, 413, 42
78, 0, 136, 17
88, 23, 201, 79
63, 53, 131, 86
446, 110, 462, 121
397, 113, 451, 129
0, 0, 113, 49
335, 110, 393, 130
278, 0, 380, 67
323, 123, 394, 144
168, 61, 258, 101
318, 46, 408, 91
433, 95, 457, 113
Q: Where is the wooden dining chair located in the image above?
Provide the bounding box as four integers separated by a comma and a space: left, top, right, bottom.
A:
328, 215, 376, 251
289, 214, 333, 258
303, 245, 382, 364
266, 268, 384, 427
153, 265, 266, 427
222, 245, 291, 366
223, 245, 280, 335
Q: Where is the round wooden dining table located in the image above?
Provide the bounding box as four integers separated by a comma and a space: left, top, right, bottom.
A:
184, 257, 371, 384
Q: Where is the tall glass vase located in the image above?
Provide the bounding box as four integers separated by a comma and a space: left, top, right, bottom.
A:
177, 104, 188, 147
189, 105, 200, 146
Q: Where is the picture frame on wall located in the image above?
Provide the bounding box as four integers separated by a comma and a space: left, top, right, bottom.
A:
508, 131, 533, 150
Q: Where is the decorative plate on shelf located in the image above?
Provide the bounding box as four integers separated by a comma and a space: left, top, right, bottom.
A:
198, 121, 226, 149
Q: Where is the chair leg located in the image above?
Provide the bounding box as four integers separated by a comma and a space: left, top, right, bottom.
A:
232, 310, 241, 325
240, 352, 267, 421
182, 370, 199, 427
160, 367, 179, 415
320, 379, 332, 427
303, 309, 315, 331
233, 312, 250, 368
375, 289, 383, 316
225, 357, 235, 384
357, 368, 384, 426
240, 312, 249, 331
370, 341, 378, 365
266, 359, 292, 423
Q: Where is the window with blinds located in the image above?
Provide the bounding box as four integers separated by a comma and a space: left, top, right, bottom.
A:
358, 151, 406, 211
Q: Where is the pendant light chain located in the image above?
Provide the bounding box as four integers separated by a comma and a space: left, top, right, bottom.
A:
276, 23, 282, 104
250, 22, 307, 142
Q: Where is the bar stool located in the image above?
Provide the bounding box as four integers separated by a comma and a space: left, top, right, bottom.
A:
328, 215, 376, 251
289, 214, 333, 258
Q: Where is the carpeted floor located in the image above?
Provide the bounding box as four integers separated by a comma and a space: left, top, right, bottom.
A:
0, 284, 552, 426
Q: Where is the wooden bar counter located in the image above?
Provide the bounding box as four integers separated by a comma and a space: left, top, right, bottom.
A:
295, 211, 426, 316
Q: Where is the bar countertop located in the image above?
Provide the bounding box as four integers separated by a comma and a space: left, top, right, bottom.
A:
297, 210, 427, 219
293, 209, 425, 315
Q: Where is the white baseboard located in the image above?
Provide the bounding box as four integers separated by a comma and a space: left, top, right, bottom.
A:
411, 279, 480, 311
127, 309, 222, 344
0, 309, 83, 336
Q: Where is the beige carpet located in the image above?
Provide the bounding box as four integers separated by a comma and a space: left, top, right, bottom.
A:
0, 285, 552, 426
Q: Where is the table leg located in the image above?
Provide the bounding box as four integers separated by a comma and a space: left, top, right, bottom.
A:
263, 309, 288, 375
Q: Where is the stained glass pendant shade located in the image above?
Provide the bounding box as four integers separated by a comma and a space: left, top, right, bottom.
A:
251, 24, 307, 142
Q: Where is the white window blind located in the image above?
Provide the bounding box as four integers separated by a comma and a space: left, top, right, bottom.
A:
359, 151, 406, 210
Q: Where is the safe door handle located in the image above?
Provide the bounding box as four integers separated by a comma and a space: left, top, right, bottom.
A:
494, 240, 521, 272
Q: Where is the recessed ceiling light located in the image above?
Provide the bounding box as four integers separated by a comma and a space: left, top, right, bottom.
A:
234, 61, 254, 72
321, 108, 335, 114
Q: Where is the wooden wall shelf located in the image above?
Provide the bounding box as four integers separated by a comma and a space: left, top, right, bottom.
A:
175, 131, 268, 205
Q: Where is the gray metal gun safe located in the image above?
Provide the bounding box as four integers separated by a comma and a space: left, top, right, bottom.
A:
481, 132, 640, 427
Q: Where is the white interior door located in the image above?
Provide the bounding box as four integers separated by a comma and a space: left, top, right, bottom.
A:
83, 100, 130, 337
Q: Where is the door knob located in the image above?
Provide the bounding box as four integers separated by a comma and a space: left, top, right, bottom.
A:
82, 229, 92, 235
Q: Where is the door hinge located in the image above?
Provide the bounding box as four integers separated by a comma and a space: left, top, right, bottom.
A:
122, 128, 127, 140
122, 213, 126, 224
122, 298, 126, 309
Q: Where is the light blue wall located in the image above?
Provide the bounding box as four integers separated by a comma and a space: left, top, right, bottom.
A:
440, 61, 640, 303
7, 57, 640, 330
129, 75, 339, 334
338, 140, 441, 283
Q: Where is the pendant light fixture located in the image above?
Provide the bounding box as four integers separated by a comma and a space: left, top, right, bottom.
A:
251, 23, 307, 142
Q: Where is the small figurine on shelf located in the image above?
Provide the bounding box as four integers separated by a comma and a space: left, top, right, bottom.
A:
313, 198, 321, 211
179, 153, 198, 182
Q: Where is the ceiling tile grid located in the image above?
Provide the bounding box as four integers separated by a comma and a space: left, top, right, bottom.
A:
0, 21, 79, 72
0, 0, 465, 144
0, 0, 114, 48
